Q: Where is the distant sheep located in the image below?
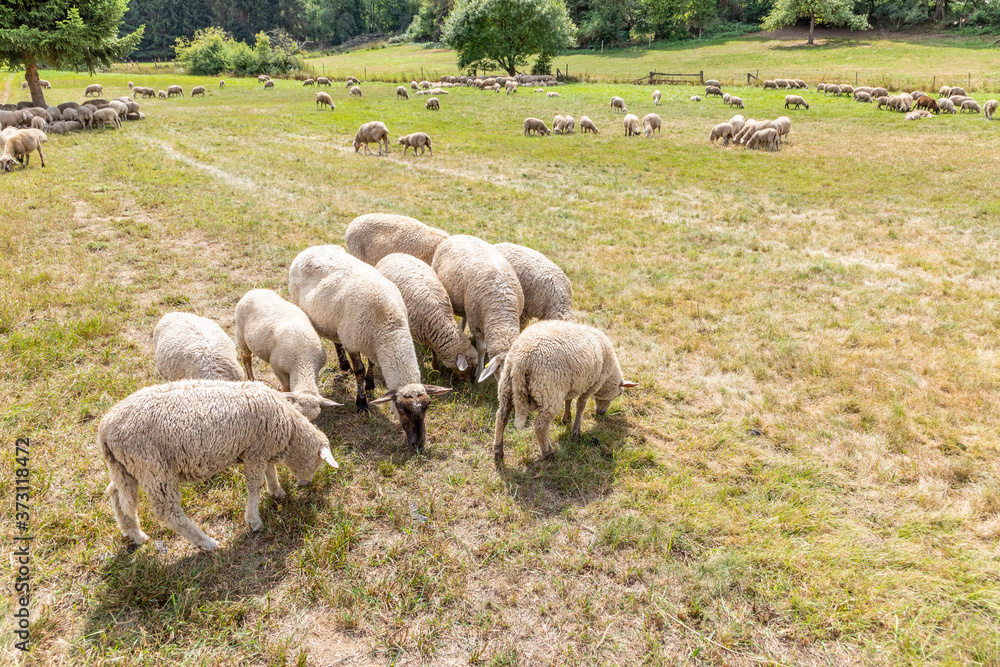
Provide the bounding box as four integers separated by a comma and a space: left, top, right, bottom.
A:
784, 95, 808, 110
709, 122, 733, 146
396, 86, 409, 100
191, 86, 206, 97
398, 132, 433, 156
961, 99, 981, 114
653, 89, 661, 105
258, 75, 271, 83
937, 98, 957, 114
763, 80, 777, 89
610, 96, 627, 113
623, 113, 641, 136
353, 121, 389, 155
914, 96, 939, 113
264, 80, 274, 89
728, 96, 745, 109
690, 95, 701, 102
425, 97, 439, 110
317, 77, 332, 86
303, 78, 315, 86
316, 92, 335, 111
85, 84, 103, 97
705, 85, 723, 97
985, 99, 998, 120
167, 85, 183, 97
642, 113, 661, 137
350, 85, 362, 97
546, 92, 560, 98
524, 117, 551, 136
855, 92, 873, 103
580, 116, 598, 133
219, 80, 225, 88
705, 79, 721, 87
950, 86, 967, 96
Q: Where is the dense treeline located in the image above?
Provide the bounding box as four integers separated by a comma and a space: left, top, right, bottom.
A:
122, 0, 995, 61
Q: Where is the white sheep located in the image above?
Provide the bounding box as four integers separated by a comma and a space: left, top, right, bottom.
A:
396, 86, 409, 100
729, 114, 746, 134
747, 127, 779, 151
709, 122, 733, 146
546, 92, 560, 98
491, 321, 636, 465
85, 84, 103, 97
375, 253, 476, 379
431, 235, 524, 380
690, 95, 701, 102
303, 78, 315, 86
398, 132, 433, 156
219, 80, 225, 88
191, 85, 206, 97
317, 77, 332, 86
288, 245, 451, 450
93, 107, 121, 130
728, 96, 745, 109
258, 75, 271, 83
653, 89, 662, 105
961, 99, 981, 114
523, 117, 551, 136
234, 289, 338, 422
784, 95, 808, 109
494, 242, 573, 329
610, 96, 627, 113
623, 113, 641, 136
345, 212, 449, 266
579, 116, 598, 133
705, 79, 721, 87
937, 98, 957, 114
167, 85, 183, 97
353, 121, 389, 155
642, 113, 661, 137
264, 80, 274, 90
316, 91, 335, 111
425, 97, 440, 110
152, 312, 244, 382
0, 128, 45, 171
410, 80, 419, 90
99, 380, 340, 551
350, 85, 362, 97
985, 99, 998, 120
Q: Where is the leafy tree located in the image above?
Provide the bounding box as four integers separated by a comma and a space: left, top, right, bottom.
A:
762, 0, 869, 43
578, 0, 643, 45
442, 0, 576, 76
0, 0, 144, 107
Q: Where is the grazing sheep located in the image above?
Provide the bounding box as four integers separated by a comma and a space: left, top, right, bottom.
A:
264, 80, 274, 89
219, 80, 225, 88
425, 97, 440, 110
653, 89, 661, 105
762, 80, 777, 89
85, 84, 103, 97
152, 312, 245, 382
784, 95, 808, 110
20, 81, 27, 89
642, 113, 661, 137
962, 99, 981, 114
0, 129, 46, 171
506, 81, 519, 95
728, 96, 745, 109
705, 85, 723, 97
191, 86, 206, 97
951, 86, 967, 96
723, 93, 732, 104
775, 78, 789, 88
900, 93, 914, 110
940, 86, 953, 97
345, 212, 449, 267
774, 115, 792, 142
579, 116, 598, 133
158, 90, 166, 99
61, 107, 79, 123
950, 95, 971, 106
99, 380, 339, 551
347, 76, 361, 85
817, 83, 827, 92
855, 92, 873, 103
876, 96, 890, 110
491, 321, 636, 465
729, 114, 746, 134
523, 117, 551, 136
258, 75, 271, 83
705, 79, 721, 87
871, 87, 888, 98
410, 80, 419, 90
910, 90, 926, 101
985, 99, 998, 120
432, 235, 523, 380
623, 113, 642, 136
29, 115, 47, 132
534, 88, 545, 93
317, 77, 332, 86
288, 245, 452, 449
167, 85, 183, 97
375, 253, 476, 379
303, 78, 315, 86
839, 84, 854, 96
546, 91, 560, 98
93, 107, 121, 130
494, 242, 573, 329
353, 121, 390, 155
937, 98, 957, 114
396, 86, 409, 100
914, 96, 939, 113
316, 92, 335, 111
398, 132, 433, 156
709, 122, 733, 146
747, 127, 780, 151
610, 96, 627, 113
690, 95, 701, 102
795, 80, 807, 89
235, 289, 338, 421
350, 85, 362, 97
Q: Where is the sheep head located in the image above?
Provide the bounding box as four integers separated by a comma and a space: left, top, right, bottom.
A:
595, 380, 638, 415
370, 382, 451, 452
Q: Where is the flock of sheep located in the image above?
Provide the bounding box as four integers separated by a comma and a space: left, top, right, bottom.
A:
99, 212, 636, 551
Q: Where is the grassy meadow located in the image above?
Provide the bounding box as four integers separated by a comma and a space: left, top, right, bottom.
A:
3, 44, 1000, 666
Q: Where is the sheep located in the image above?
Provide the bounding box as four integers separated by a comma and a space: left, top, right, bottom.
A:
795, 79, 807, 89
653, 89, 661, 105
152, 312, 245, 382
950, 95, 971, 106
729, 114, 746, 134
774, 115, 792, 142
705, 79, 721, 87
396, 86, 409, 100
962, 99, 981, 114
939, 86, 953, 97
523, 117, 551, 136
690, 95, 701, 102
75, 105, 93, 129
886, 95, 904, 112
420, 80, 432, 89
191, 86, 206, 97
264, 80, 274, 90
158, 90, 166, 99
99, 380, 340, 551
303, 78, 315, 86
910, 90, 926, 101
431, 235, 524, 381
219, 80, 225, 88
375, 253, 476, 379
985, 99, 998, 120
642, 113, 661, 137
350, 85, 362, 97
816, 83, 827, 92
288, 245, 452, 449
0, 129, 45, 171
345, 212, 449, 267
347, 76, 361, 85
534, 88, 545, 93
316, 92, 335, 111
552, 115, 566, 134
317, 77, 331, 86
29, 115, 47, 132
610, 96, 627, 113
491, 321, 636, 465
506, 81, 519, 95
855, 92, 873, 103
398, 132, 433, 156
425, 97, 440, 110
234, 289, 338, 421
56, 101, 80, 112
914, 95, 939, 113
167, 85, 183, 97
871, 87, 888, 98
747, 127, 780, 151
705, 85, 723, 97
579, 116, 598, 133
93, 107, 121, 130
61, 107, 79, 123
108, 100, 128, 120
85, 84, 103, 97
839, 84, 855, 96
937, 98, 957, 114
728, 96, 745, 109
258, 74, 271, 83
494, 242, 573, 329
900, 92, 913, 111
410, 80, 419, 90
623, 113, 642, 136
775, 78, 789, 88
353, 121, 389, 156
763, 80, 777, 90
784, 95, 808, 110
723, 93, 731, 104
709, 122, 733, 146
950, 86, 967, 96
876, 96, 890, 110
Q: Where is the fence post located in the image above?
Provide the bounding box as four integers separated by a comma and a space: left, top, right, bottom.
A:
855, 71, 858, 86
700, 70, 703, 84
364, 66, 367, 81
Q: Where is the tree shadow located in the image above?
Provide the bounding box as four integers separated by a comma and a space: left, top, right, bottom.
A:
769, 39, 873, 51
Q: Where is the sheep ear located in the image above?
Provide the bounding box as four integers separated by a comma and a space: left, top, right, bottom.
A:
456, 354, 469, 371
620, 380, 638, 388
478, 356, 502, 382
370, 391, 396, 405
423, 385, 452, 396
319, 397, 342, 407
319, 446, 339, 469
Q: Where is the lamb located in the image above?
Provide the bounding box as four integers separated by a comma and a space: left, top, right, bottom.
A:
158, 90, 166, 98
396, 86, 409, 100
317, 77, 332, 86
303, 78, 315, 86
398, 132, 433, 156
653, 89, 661, 105
85, 84, 103, 97
93, 107, 121, 129
642, 113, 661, 137
622, 113, 641, 136
854, 92, 873, 103
747, 127, 779, 151
316, 92, 335, 111
0, 129, 46, 171
690, 95, 701, 102
234, 289, 339, 421
709, 122, 733, 146
288, 245, 451, 449
152, 312, 245, 382
784, 95, 808, 109
494, 242, 573, 329
985, 99, 998, 120
579, 116, 598, 133
763, 80, 777, 89
350, 85, 362, 97
264, 80, 274, 89
552, 115, 567, 134
375, 253, 476, 379
425, 97, 440, 110
345, 212, 449, 267
962, 99, 981, 114
99, 380, 339, 551
728, 96, 745, 109
431, 235, 524, 380
353, 121, 389, 155
729, 114, 745, 134
29, 115, 47, 132
705, 85, 723, 97
546, 92, 560, 98
491, 321, 636, 465
937, 98, 957, 114
914, 95, 939, 113
191, 86, 206, 97
219, 80, 225, 88
610, 96, 627, 113
167, 85, 183, 97
523, 117, 551, 136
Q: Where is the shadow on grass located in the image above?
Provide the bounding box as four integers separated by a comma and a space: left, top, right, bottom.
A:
769, 39, 873, 51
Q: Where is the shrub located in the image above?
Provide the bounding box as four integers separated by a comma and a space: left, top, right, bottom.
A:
175, 28, 302, 76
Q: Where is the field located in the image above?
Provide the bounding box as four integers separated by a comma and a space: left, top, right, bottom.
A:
3, 39, 1000, 666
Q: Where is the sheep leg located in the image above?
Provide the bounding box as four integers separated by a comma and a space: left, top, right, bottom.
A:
570, 395, 588, 441
265, 462, 286, 500
242, 461, 268, 532
348, 351, 369, 413
335, 343, 352, 372
274, 368, 291, 393
238, 347, 255, 381
144, 475, 219, 551
535, 410, 557, 459
35, 146, 44, 167
106, 477, 149, 545
560, 398, 572, 424
364, 359, 375, 392
493, 393, 513, 466
426, 144, 432, 157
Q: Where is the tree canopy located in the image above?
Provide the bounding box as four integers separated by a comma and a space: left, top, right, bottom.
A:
442, 0, 576, 76
762, 0, 869, 44
0, 0, 144, 106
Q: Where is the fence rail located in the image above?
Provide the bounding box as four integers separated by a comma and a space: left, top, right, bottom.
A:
632, 71, 703, 85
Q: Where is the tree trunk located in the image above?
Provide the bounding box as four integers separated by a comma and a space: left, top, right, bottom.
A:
808, 14, 815, 45
25, 61, 47, 108
934, 0, 945, 21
